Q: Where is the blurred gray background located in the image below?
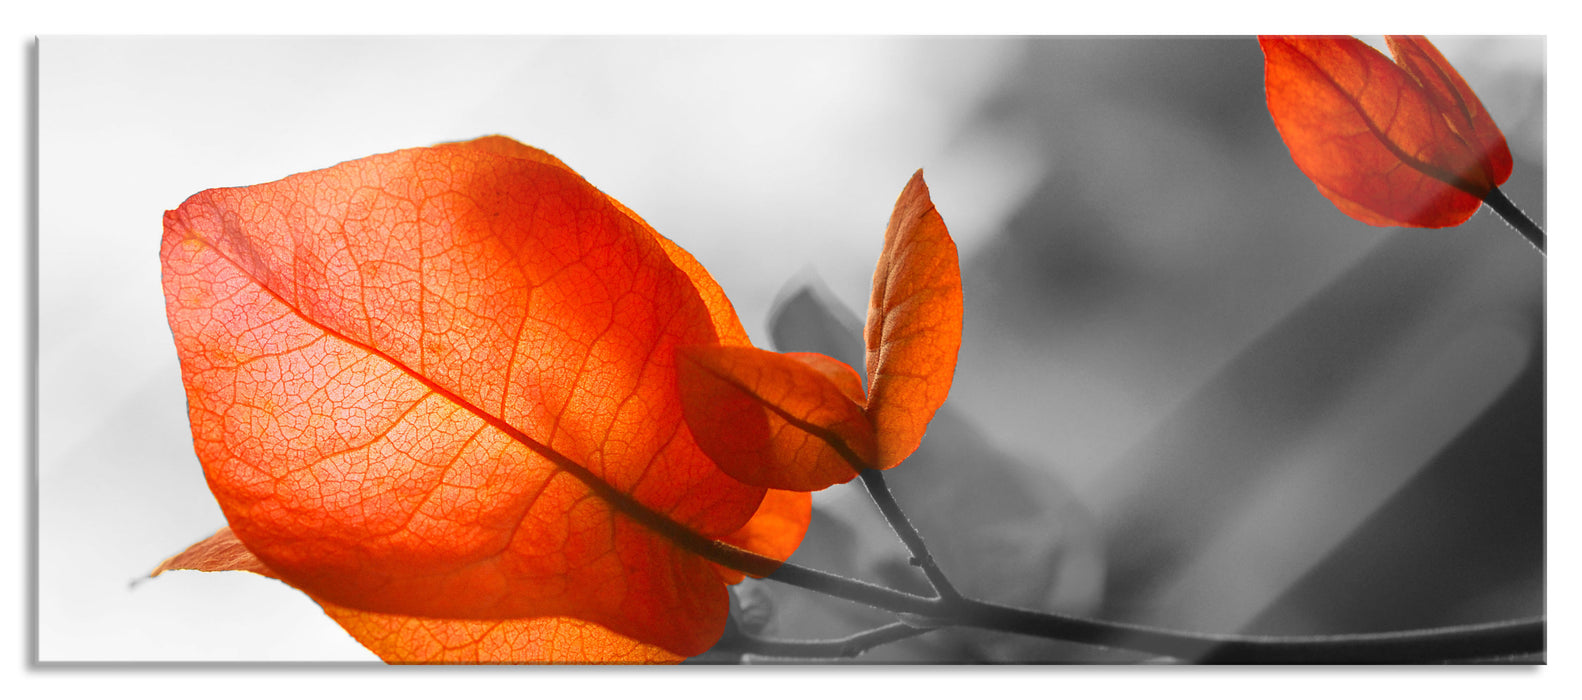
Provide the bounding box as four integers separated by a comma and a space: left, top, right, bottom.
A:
38, 36, 1544, 661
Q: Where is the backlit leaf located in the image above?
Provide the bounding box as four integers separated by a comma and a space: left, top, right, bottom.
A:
786, 351, 867, 405
678, 346, 876, 491
160, 136, 805, 660
152, 525, 277, 579
865, 170, 964, 468
1259, 36, 1512, 228
1383, 36, 1513, 192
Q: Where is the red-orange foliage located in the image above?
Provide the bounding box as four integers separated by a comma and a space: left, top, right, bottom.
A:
678, 347, 879, 491
677, 171, 963, 491
157, 136, 809, 663
1260, 35, 1513, 228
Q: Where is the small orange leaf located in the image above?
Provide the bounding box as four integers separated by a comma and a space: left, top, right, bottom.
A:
160, 136, 806, 661
1259, 35, 1512, 228
678, 345, 877, 491
865, 170, 963, 468
786, 351, 867, 406
151, 526, 277, 579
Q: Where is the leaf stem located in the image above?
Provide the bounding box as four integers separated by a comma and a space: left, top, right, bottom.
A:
857, 469, 963, 602
1483, 186, 1546, 254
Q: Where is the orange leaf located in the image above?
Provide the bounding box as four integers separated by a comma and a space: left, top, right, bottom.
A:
678, 346, 876, 491
152, 525, 278, 579
865, 170, 963, 468
1259, 35, 1512, 228
153, 527, 680, 663
160, 136, 805, 660
1383, 36, 1513, 192
786, 351, 867, 405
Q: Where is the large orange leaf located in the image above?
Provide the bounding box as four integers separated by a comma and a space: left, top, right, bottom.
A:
865, 170, 963, 468
160, 136, 806, 659
1259, 36, 1513, 228
442, 137, 807, 585
676, 171, 961, 490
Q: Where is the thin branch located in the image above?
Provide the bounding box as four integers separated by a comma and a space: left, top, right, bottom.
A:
764, 558, 939, 616
1484, 186, 1545, 254
858, 468, 963, 602
948, 599, 1545, 664
708, 466, 1543, 662
724, 622, 936, 660
762, 561, 1544, 663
